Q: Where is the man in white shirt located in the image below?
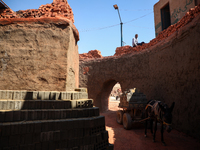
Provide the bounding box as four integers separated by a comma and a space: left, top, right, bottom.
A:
132, 34, 144, 47
132, 34, 138, 47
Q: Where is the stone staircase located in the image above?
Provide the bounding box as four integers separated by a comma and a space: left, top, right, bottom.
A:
0, 89, 113, 150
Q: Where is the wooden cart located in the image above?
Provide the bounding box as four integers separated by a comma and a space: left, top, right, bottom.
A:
116, 88, 148, 130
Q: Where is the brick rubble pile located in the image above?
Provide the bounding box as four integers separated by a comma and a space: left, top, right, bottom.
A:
79, 50, 103, 60
0, 0, 74, 23
114, 4, 200, 56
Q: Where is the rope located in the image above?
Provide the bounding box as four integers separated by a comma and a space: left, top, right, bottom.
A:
137, 117, 150, 122
119, 9, 153, 12
123, 12, 153, 24
79, 12, 153, 32
163, 122, 172, 126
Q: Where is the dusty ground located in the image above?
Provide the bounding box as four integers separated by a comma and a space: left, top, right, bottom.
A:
100, 99, 200, 150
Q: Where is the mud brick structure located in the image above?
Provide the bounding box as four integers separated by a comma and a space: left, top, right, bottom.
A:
0, 0, 113, 149
79, 50, 103, 60
0, 0, 74, 22
80, 4, 200, 58
118, 88, 147, 109
154, 0, 200, 36
0, 89, 113, 149
79, 6, 200, 139
0, 1, 79, 91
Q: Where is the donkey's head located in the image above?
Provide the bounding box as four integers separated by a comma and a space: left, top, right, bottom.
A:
158, 102, 175, 133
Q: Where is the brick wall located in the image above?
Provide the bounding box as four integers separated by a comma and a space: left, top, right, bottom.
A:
0, 0, 74, 22
79, 14, 200, 139
154, 0, 196, 36
0, 18, 79, 91
0, 0, 79, 91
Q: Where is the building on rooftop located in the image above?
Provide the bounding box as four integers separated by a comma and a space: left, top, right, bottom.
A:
0, 0, 10, 10
154, 0, 200, 36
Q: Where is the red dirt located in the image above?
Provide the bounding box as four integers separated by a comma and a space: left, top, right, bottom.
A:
100, 101, 200, 150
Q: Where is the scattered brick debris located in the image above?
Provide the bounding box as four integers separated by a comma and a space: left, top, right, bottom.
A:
79, 4, 200, 59
114, 4, 200, 56
83, 67, 90, 75
0, 0, 74, 23
79, 50, 103, 60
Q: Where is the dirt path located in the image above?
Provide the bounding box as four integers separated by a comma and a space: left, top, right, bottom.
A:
100, 101, 200, 150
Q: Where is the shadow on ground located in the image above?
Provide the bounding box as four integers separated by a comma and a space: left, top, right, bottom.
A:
100, 101, 200, 150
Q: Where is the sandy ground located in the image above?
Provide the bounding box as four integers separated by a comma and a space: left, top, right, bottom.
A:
100, 98, 200, 150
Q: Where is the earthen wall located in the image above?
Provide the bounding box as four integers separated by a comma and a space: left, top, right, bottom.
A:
0, 18, 78, 91
79, 14, 200, 139
0, 0, 79, 91
154, 0, 196, 36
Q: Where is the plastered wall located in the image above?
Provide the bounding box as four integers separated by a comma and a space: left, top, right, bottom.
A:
0, 18, 79, 91
79, 14, 200, 139
154, 0, 196, 36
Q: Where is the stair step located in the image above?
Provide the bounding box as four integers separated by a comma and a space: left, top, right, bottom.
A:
0, 107, 99, 122
0, 115, 106, 135
0, 131, 109, 150
0, 90, 88, 100
0, 116, 107, 149
0, 99, 93, 110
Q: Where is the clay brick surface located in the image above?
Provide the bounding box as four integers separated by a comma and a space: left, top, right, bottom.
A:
0, 15, 79, 92
79, 11, 200, 141
79, 4, 200, 59
114, 4, 200, 56
0, 0, 74, 23
79, 50, 103, 60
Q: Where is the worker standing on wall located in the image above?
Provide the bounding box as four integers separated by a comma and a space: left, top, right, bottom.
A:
132, 34, 145, 47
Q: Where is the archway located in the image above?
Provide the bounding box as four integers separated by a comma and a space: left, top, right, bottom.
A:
109, 82, 122, 110
95, 79, 121, 112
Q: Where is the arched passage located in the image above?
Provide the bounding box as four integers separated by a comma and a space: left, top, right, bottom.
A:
79, 17, 200, 139
109, 82, 122, 110
95, 79, 119, 112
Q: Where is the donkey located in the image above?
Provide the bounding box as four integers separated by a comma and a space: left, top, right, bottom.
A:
144, 100, 175, 145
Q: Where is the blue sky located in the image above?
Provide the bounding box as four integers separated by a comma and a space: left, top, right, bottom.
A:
4, 0, 159, 56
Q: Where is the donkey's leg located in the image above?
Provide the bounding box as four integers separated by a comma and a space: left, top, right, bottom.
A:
144, 109, 148, 137
145, 120, 147, 137
161, 123, 166, 146
153, 118, 157, 142
145, 119, 147, 137
150, 118, 153, 135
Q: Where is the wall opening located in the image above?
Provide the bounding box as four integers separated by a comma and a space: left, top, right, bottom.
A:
109, 82, 122, 110
161, 3, 171, 31
95, 79, 120, 112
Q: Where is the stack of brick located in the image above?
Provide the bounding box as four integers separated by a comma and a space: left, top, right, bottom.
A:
0, 0, 74, 23
119, 88, 147, 109
0, 8, 16, 19
115, 46, 141, 56
0, 89, 113, 149
79, 50, 103, 60
114, 3, 200, 56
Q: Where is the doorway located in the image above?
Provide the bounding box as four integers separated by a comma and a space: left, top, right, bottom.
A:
161, 3, 171, 31
109, 82, 122, 110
